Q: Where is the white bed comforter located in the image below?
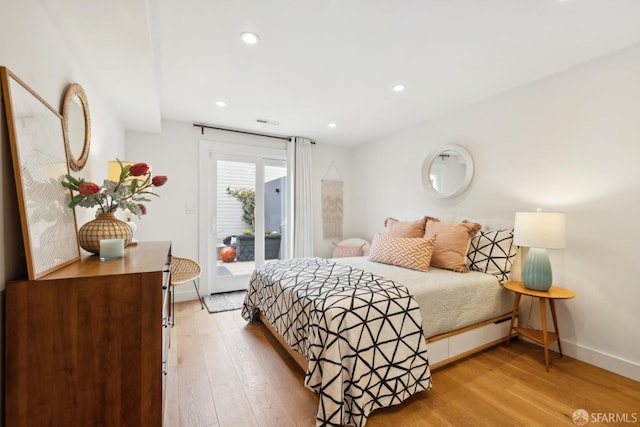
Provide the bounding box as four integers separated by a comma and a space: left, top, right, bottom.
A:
333, 257, 514, 338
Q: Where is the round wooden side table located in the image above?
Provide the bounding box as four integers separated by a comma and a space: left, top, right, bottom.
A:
504, 281, 576, 372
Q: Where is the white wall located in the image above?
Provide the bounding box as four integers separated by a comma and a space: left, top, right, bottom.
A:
125, 121, 200, 258
126, 120, 352, 296
312, 141, 354, 258
1, 0, 127, 422
1, 0, 127, 280
351, 43, 640, 380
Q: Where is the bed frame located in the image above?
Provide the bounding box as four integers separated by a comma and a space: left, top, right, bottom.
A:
258, 310, 518, 373
425, 312, 516, 369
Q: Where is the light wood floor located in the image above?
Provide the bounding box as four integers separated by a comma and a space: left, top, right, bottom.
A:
164, 300, 640, 427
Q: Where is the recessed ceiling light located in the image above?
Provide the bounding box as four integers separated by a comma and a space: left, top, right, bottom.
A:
257, 118, 281, 126
215, 100, 227, 107
328, 123, 337, 128
393, 84, 406, 92
241, 32, 259, 45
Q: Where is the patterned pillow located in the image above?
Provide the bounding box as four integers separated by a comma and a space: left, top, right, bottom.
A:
467, 229, 518, 282
368, 233, 437, 272
332, 243, 365, 258
424, 220, 481, 273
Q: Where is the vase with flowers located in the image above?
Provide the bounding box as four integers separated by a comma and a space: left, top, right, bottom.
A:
62, 160, 168, 254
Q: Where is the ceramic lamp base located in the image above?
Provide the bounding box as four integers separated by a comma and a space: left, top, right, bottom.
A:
522, 247, 553, 291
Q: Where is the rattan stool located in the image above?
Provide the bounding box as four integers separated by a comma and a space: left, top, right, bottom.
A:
170, 256, 204, 326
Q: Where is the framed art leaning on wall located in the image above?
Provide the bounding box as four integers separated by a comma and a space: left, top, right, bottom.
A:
1, 67, 80, 279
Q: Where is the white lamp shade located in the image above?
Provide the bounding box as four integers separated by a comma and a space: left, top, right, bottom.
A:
107, 160, 133, 182
513, 211, 566, 249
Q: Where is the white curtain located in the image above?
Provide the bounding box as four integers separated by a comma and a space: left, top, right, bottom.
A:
286, 137, 314, 258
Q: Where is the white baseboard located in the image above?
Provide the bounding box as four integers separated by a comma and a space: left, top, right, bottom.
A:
172, 287, 205, 303
520, 336, 639, 382
560, 339, 640, 382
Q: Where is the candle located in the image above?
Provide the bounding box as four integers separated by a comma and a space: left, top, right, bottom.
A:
99, 238, 125, 260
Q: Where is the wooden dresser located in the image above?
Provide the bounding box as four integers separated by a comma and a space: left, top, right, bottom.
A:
5, 241, 172, 426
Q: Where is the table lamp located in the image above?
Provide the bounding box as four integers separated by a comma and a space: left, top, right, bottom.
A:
513, 210, 566, 291
107, 160, 151, 182
107, 160, 132, 182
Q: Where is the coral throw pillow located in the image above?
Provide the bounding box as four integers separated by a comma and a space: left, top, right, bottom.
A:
384, 216, 433, 238
332, 243, 365, 258
368, 233, 437, 272
424, 220, 481, 272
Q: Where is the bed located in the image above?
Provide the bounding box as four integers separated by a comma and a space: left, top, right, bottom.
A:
241, 217, 519, 427
241, 257, 432, 427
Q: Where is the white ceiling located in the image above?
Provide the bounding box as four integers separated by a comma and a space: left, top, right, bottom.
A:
44, 0, 640, 146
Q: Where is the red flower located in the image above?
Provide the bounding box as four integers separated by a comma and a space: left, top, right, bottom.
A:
129, 163, 150, 177
138, 204, 147, 215
152, 175, 168, 187
78, 181, 100, 196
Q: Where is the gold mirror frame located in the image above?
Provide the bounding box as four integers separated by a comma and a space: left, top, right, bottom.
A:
62, 83, 91, 171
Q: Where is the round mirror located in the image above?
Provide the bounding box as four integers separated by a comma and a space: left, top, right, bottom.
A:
62, 83, 91, 171
421, 144, 474, 198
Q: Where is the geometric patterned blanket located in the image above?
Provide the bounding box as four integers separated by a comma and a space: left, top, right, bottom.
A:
241, 257, 432, 427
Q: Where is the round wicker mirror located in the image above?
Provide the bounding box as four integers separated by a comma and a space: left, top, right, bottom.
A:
62, 83, 91, 171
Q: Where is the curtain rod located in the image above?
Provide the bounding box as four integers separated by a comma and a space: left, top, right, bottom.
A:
193, 123, 315, 144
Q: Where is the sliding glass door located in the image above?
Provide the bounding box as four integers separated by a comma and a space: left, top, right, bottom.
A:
199, 141, 288, 294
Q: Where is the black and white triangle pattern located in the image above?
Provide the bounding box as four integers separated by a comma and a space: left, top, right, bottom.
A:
467, 228, 518, 282
241, 257, 432, 427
